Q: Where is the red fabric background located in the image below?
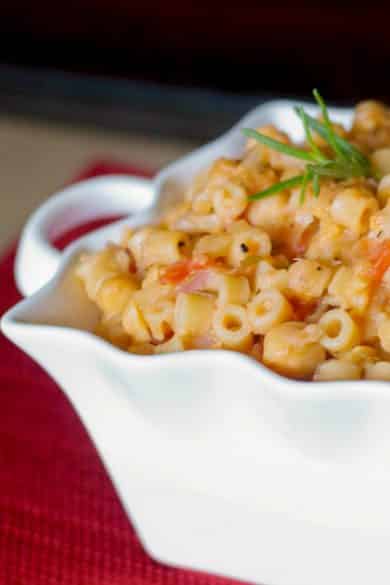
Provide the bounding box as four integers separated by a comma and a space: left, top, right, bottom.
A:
0, 161, 247, 585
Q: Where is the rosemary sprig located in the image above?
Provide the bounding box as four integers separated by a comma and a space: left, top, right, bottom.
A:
248, 174, 305, 200
242, 128, 318, 163
243, 89, 375, 202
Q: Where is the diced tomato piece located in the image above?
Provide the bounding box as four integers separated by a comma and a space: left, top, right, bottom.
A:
369, 239, 390, 284
160, 258, 210, 285
290, 298, 317, 321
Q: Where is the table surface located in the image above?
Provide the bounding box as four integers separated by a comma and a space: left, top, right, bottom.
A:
0, 114, 196, 252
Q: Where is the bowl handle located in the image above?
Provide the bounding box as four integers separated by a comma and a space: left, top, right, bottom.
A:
15, 174, 155, 296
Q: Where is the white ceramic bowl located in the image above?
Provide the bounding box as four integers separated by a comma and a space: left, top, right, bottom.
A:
2, 100, 390, 585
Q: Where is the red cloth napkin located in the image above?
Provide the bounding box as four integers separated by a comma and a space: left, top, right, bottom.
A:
0, 161, 248, 585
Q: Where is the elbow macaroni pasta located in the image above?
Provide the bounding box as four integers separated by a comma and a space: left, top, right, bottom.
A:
248, 289, 293, 334
212, 304, 253, 351
319, 309, 360, 354
76, 99, 390, 381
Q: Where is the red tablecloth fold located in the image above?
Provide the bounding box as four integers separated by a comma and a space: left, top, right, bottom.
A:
0, 161, 248, 585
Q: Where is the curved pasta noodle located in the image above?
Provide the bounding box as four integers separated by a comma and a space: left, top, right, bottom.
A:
255, 259, 288, 292
143, 301, 175, 342
154, 335, 187, 354
378, 319, 390, 352
365, 361, 390, 381
212, 180, 248, 224
288, 259, 332, 301
216, 274, 251, 306
174, 212, 222, 234
213, 304, 253, 350
330, 187, 378, 236
248, 289, 292, 334
174, 292, 215, 337
140, 230, 190, 268
193, 234, 232, 260
246, 192, 288, 238
228, 226, 271, 267
377, 174, 390, 205
263, 322, 325, 379
77, 246, 131, 301
314, 359, 362, 381
319, 309, 360, 354
122, 300, 151, 343
95, 275, 138, 320
327, 266, 370, 315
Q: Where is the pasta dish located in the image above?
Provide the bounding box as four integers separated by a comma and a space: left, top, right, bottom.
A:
76, 92, 390, 381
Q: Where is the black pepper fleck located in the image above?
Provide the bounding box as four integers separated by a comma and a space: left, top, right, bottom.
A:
240, 243, 249, 253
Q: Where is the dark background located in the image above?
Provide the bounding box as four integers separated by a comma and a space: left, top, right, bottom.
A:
0, 1, 389, 139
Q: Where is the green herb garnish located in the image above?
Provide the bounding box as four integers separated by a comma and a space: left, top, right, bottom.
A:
243, 89, 375, 202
